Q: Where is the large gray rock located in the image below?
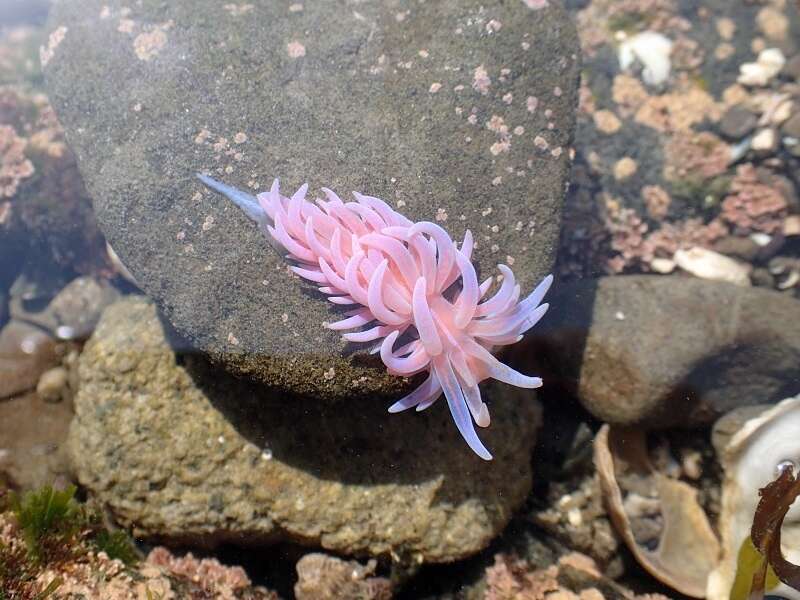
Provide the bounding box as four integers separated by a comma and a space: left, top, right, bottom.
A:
69, 297, 541, 562
44, 0, 579, 400
530, 276, 800, 427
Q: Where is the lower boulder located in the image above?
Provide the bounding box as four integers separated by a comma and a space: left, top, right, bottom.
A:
69, 296, 541, 562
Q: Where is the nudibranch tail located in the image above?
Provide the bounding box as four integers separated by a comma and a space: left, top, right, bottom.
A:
197, 173, 266, 225
199, 173, 552, 461
197, 173, 289, 257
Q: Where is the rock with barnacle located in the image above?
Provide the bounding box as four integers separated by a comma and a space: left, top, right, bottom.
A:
199, 174, 552, 459
43, 0, 580, 402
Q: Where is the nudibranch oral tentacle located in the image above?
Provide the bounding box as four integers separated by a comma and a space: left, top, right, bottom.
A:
199, 173, 552, 461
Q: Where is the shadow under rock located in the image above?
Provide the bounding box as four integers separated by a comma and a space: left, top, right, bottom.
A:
522, 276, 598, 395
179, 350, 534, 503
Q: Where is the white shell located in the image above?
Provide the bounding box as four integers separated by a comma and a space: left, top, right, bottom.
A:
673, 246, 751, 287
707, 395, 800, 600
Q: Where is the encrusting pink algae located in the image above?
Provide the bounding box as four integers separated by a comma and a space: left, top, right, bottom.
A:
199, 174, 552, 460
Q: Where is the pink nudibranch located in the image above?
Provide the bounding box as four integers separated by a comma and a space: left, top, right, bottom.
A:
199, 174, 552, 460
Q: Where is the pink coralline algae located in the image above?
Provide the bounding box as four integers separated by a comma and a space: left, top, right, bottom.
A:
720, 164, 788, 235
604, 202, 727, 273
199, 175, 552, 460
484, 552, 670, 600
147, 547, 260, 597
0, 124, 34, 198
294, 553, 392, 600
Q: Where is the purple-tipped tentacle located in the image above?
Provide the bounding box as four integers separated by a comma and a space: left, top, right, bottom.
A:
433, 355, 492, 460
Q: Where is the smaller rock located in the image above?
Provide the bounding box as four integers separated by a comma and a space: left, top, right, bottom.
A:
0, 320, 58, 399
738, 48, 786, 86
783, 215, 800, 236
770, 100, 794, 126
0, 392, 72, 491
782, 112, 800, 139
618, 31, 673, 87
650, 258, 676, 274
712, 236, 761, 262
749, 232, 774, 248
613, 157, 638, 181
719, 105, 758, 140
529, 276, 800, 427
674, 247, 751, 286
10, 276, 121, 340
36, 366, 68, 403
751, 128, 778, 154
484, 552, 651, 600
756, 6, 790, 43
750, 266, 776, 288
768, 256, 800, 290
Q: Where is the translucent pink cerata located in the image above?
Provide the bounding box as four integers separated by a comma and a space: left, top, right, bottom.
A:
199, 174, 552, 460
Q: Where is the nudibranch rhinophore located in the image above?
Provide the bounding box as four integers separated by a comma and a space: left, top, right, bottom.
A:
199, 174, 552, 460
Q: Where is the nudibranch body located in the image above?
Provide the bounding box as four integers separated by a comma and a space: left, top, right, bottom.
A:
199, 174, 552, 460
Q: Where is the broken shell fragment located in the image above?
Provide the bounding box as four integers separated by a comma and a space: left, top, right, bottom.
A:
707, 395, 800, 600
594, 425, 720, 598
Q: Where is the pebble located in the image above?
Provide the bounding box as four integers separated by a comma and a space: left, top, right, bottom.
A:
770, 100, 794, 126
750, 267, 776, 288
751, 128, 778, 154
617, 31, 673, 87
613, 157, 638, 181
783, 215, 800, 236
10, 276, 121, 340
719, 105, 758, 139
738, 48, 786, 86
674, 247, 751, 286
650, 258, 676, 274
0, 320, 59, 399
36, 366, 69, 403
